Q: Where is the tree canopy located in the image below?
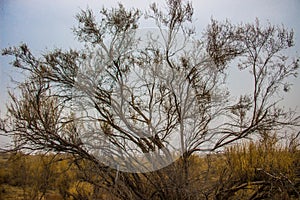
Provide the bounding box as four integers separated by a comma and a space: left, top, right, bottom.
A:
1, 0, 299, 199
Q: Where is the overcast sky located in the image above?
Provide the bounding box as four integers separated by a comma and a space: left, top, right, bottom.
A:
0, 0, 299, 144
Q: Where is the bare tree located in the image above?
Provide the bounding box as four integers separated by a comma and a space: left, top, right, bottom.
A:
1, 0, 299, 199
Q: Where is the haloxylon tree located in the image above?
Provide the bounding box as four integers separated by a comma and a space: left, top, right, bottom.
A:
1, 0, 299, 199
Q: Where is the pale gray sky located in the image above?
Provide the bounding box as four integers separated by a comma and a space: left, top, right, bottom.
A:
0, 0, 299, 145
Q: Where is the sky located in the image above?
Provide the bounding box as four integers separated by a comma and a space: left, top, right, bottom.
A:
0, 0, 299, 145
